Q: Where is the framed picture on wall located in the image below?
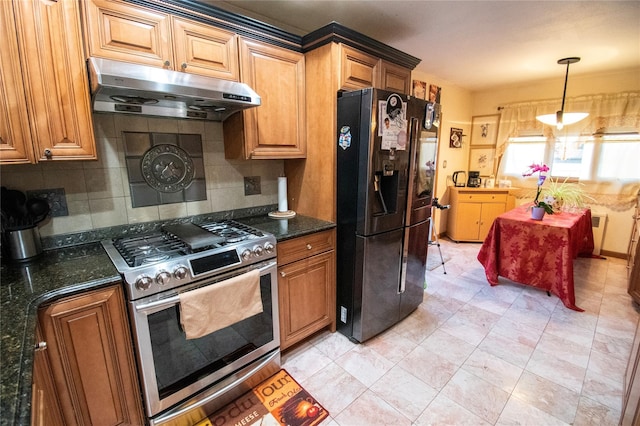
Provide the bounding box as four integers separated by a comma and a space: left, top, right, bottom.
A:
469, 147, 496, 174
412, 80, 427, 99
470, 114, 500, 146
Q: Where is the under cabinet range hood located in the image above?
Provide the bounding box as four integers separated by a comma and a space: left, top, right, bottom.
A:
87, 57, 260, 121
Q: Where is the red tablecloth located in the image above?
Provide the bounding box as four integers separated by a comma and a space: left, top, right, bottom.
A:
477, 207, 595, 311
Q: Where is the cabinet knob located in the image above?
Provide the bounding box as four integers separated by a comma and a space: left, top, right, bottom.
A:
181, 62, 187, 69
43, 148, 52, 159
280, 271, 286, 277
306, 244, 312, 250
164, 60, 171, 67
35, 341, 47, 351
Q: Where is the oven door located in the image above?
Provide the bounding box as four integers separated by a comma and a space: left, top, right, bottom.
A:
129, 259, 279, 421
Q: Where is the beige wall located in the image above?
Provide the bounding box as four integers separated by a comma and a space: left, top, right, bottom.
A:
0, 114, 283, 237
413, 66, 640, 255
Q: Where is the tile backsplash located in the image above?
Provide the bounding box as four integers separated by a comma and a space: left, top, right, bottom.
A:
0, 114, 283, 237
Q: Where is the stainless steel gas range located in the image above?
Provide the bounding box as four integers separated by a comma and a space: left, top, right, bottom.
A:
102, 220, 281, 426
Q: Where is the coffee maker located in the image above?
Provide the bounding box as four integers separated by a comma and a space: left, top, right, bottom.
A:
467, 171, 482, 187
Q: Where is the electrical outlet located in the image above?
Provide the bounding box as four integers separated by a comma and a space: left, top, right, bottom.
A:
340, 306, 347, 323
243, 176, 261, 196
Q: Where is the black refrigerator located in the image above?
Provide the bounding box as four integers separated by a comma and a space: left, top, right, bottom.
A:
336, 87, 438, 342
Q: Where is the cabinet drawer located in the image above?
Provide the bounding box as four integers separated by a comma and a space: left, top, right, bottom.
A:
277, 229, 335, 266
457, 192, 508, 203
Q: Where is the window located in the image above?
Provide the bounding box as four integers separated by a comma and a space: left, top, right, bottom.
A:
502, 131, 640, 182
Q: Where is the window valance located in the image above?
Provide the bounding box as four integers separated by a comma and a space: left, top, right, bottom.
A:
496, 91, 640, 157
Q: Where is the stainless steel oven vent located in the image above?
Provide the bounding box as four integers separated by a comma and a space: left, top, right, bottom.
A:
88, 57, 261, 121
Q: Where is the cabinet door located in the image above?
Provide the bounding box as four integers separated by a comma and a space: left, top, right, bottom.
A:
479, 203, 506, 241
15, 0, 96, 161
83, 0, 172, 68
279, 251, 336, 350
380, 60, 411, 94
339, 44, 379, 90
455, 202, 483, 241
225, 38, 306, 159
0, 1, 34, 164
171, 17, 239, 80
31, 326, 65, 426
39, 285, 144, 425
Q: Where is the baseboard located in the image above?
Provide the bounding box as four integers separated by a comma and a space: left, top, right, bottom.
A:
600, 249, 627, 260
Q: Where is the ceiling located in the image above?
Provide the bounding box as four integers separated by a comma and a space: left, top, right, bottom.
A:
201, 0, 640, 92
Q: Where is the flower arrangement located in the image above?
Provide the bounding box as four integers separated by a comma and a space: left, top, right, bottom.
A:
523, 163, 554, 214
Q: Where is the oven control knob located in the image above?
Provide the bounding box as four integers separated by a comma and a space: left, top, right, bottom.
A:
156, 271, 171, 285
241, 249, 252, 261
264, 242, 274, 253
173, 266, 188, 280
135, 275, 153, 291
253, 245, 263, 256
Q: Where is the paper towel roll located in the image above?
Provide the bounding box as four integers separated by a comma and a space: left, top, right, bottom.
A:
278, 177, 288, 212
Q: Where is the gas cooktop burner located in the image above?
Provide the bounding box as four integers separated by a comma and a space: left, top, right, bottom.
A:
102, 219, 277, 300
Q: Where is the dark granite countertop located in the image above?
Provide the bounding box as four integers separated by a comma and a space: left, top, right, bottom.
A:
0, 211, 334, 426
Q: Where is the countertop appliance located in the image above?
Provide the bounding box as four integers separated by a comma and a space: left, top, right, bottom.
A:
88, 57, 261, 121
102, 220, 279, 425
452, 171, 466, 187
467, 171, 482, 187
336, 88, 436, 343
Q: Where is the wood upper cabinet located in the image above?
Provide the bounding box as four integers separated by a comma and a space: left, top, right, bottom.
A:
224, 38, 306, 159
380, 60, 412, 94
1, 0, 96, 164
339, 45, 411, 93
37, 284, 144, 426
339, 44, 379, 90
277, 229, 336, 350
83, 0, 239, 80
0, 1, 34, 164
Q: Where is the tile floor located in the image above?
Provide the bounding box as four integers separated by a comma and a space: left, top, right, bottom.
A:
281, 237, 639, 425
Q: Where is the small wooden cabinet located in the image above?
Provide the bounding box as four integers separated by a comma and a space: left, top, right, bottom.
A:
83, 0, 240, 80
35, 284, 144, 425
224, 37, 306, 159
277, 229, 336, 350
0, 0, 96, 164
447, 188, 514, 242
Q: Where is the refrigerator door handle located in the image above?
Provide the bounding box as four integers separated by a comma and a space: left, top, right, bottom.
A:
399, 227, 410, 293
374, 174, 388, 214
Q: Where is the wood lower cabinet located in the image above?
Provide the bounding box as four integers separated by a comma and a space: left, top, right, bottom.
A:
277, 229, 336, 350
31, 326, 65, 426
622, 316, 640, 425
36, 284, 144, 426
447, 188, 513, 242
224, 37, 306, 159
1, 0, 96, 164
82, 0, 239, 80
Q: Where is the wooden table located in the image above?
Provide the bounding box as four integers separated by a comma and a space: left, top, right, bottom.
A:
477, 207, 595, 311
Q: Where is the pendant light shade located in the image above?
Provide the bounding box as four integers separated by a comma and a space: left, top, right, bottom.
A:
536, 57, 589, 130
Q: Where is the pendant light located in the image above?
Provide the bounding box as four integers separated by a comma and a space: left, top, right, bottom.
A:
536, 57, 589, 130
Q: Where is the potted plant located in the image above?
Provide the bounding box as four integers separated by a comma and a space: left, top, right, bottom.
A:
523, 163, 554, 220
542, 176, 594, 212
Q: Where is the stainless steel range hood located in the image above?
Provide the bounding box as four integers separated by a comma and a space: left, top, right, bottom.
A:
87, 57, 260, 121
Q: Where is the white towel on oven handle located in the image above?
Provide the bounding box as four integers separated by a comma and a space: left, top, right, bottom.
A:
179, 269, 263, 339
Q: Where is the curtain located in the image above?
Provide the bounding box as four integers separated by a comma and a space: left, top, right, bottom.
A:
496, 91, 640, 158
496, 92, 640, 209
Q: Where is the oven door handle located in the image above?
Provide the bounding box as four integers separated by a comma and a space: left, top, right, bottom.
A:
151, 349, 280, 425
134, 260, 277, 312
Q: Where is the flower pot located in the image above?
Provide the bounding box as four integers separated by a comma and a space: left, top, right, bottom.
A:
531, 207, 546, 221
